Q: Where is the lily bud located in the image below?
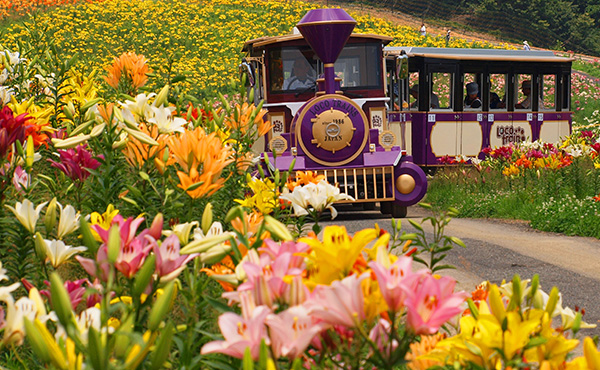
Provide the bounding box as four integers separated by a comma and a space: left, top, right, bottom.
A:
201, 203, 213, 236
50, 273, 75, 329
489, 284, 506, 323
70, 119, 94, 136
133, 254, 156, 299
199, 243, 232, 264
79, 217, 99, 254
124, 127, 159, 146
148, 322, 175, 370
89, 123, 106, 138
24, 319, 52, 365
154, 84, 170, 107
181, 233, 231, 255
52, 135, 91, 149
148, 281, 176, 331
107, 224, 121, 264
264, 215, 293, 241
25, 135, 34, 169
34, 232, 47, 262
44, 198, 58, 235
62, 102, 75, 120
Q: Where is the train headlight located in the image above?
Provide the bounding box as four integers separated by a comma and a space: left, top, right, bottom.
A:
379, 130, 396, 151
396, 174, 416, 194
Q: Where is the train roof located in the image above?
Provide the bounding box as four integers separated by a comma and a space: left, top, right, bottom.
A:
242, 32, 393, 51
385, 47, 574, 63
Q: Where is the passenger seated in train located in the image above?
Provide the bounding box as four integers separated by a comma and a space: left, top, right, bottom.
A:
490, 92, 505, 108
283, 57, 316, 90
464, 82, 482, 108
515, 80, 544, 109
409, 84, 440, 109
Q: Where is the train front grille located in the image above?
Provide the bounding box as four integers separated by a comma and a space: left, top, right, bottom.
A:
313, 166, 395, 203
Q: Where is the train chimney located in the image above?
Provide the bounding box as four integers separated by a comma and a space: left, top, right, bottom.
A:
296, 9, 356, 94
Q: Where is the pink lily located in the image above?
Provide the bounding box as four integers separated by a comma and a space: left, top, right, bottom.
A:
265, 305, 326, 359
41, 278, 88, 310
91, 215, 145, 247
368, 318, 398, 357
201, 305, 271, 360
259, 239, 309, 270
404, 274, 468, 335
114, 234, 155, 279
368, 256, 425, 313
306, 273, 368, 327
75, 245, 111, 282
154, 234, 198, 282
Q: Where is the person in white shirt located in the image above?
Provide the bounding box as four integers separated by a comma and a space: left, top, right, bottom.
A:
523, 41, 531, 50
420, 23, 427, 37
283, 58, 315, 91
516, 80, 544, 109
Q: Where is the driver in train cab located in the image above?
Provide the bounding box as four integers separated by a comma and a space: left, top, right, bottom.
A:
409, 84, 440, 109
464, 82, 482, 108
515, 80, 544, 109
283, 57, 316, 90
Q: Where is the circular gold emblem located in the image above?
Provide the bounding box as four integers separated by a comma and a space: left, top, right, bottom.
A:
310, 108, 355, 153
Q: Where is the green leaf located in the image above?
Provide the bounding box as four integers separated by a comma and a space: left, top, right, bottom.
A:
204, 295, 235, 313
449, 236, 466, 248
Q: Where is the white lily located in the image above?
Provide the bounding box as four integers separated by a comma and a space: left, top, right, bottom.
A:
5, 199, 48, 234
147, 105, 186, 134
121, 92, 156, 120
279, 187, 311, 217
163, 221, 199, 245
56, 203, 80, 239
55, 306, 105, 344
37, 237, 87, 268
560, 305, 597, 330
0, 261, 8, 282
2, 286, 52, 346
0, 86, 13, 104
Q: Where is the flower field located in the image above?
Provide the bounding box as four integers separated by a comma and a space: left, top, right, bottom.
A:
0, 0, 599, 368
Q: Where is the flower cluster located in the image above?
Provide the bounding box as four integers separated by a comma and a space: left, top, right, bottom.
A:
202, 225, 468, 368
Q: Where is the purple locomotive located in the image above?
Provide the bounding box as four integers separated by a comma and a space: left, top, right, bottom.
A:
240, 9, 572, 217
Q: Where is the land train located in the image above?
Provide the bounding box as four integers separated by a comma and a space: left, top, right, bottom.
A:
240, 8, 573, 217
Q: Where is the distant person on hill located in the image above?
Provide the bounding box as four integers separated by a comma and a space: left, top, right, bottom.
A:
420, 23, 427, 37
523, 41, 531, 50
445, 29, 451, 46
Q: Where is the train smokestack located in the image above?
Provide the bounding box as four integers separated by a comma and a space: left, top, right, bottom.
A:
296, 9, 356, 94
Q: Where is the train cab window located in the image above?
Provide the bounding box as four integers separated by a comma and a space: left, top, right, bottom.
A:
430, 72, 451, 110
490, 74, 507, 110
541, 74, 556, 111
409, 72, 419, 109
269, 47, 317, 93
515, 73, 538, 110
335, 44, 382, 89
463, 73, 482, 111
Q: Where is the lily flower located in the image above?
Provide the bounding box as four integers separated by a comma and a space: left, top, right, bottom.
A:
154, 234, 198, 282
265, 305, 325, 359
404, 274, 468, 335
6, 199, 48, 234
56, 203, 80, 239
201, 305, 271, 360
306, 273, 368, 328
37, 237, 87, 268
369, 256, 425, 313
147, 106, 187, 134
48, 144, 103, 183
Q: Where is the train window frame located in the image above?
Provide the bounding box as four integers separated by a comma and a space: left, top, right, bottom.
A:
462, 72, 483, 112
514, 73, 536, 111
540, 74, 557, 111
268, 46, 318, 95
335, 43, 383, 91
429, 72, 453, 111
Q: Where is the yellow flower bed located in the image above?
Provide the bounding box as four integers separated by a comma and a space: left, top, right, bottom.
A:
0, 0, 509, 96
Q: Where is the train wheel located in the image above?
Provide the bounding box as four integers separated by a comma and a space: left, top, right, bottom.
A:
363, 202, 376, 211
391, 204, 407, 218
380, 201, 392, 214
